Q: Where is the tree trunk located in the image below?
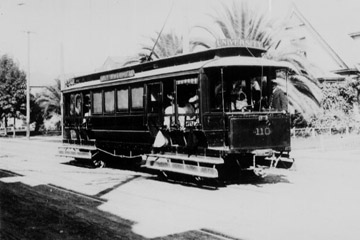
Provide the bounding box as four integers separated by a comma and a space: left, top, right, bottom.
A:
4, 116, 8, 136
13, 117, 16, 138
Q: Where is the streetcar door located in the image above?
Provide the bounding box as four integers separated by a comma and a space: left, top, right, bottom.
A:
146, 82, 163, 136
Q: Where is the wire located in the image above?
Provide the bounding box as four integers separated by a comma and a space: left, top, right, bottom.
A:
147, 0, 175, 61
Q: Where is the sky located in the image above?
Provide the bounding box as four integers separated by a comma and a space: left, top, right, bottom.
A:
0, 0, 359, 86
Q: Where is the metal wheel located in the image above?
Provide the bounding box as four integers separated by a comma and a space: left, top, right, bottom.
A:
93, 160, 106, 168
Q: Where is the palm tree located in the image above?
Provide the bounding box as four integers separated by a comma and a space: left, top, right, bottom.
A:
36, 79, 61, 120
191, 0, 322, 121
123, 31, 184, 66
192, 1, 278, 50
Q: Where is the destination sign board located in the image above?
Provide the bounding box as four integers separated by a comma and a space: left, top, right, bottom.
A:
216, 39, 265, 49
100, 69, 135, 82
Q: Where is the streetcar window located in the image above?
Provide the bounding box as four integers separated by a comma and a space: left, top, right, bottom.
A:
104, 90, 115, 113
117, 88, 129, 111
212, 79, 226, 111
230, 80, 248, 111
147, 83, 161, 113
84, 93, 91, 116
175, 78, 200, 127
131, 86, 144, 109
75, 94, 82, 116
69, 94, 76, 116
93, 91, 103, 114
207, 67, 274, 112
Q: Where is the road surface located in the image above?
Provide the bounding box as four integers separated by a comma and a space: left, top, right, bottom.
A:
1, 136, 360, 239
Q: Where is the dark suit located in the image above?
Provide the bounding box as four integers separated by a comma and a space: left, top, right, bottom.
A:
270, 87, 287, 111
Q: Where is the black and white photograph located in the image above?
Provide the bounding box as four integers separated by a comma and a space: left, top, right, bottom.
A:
1, 0, 360, 239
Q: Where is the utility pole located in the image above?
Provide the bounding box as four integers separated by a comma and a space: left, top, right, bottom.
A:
25, 31, 34, 140
60, 42, 64, 139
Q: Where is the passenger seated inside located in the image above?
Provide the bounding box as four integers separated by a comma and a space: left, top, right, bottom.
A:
185, 93, 199, 126
182, 90, 199, 115
214, 81, 227, 110
84, 95, 91, 117
163, 89, 199, 129
250, 78, 261, 111
164, 93, 192, 128
188, 94, 199, 113
164, 94, 175, 128
178, 91, 198, 128
231, 80, 248, 111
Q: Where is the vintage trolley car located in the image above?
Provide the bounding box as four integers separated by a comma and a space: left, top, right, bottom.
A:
59, 43, 294, 182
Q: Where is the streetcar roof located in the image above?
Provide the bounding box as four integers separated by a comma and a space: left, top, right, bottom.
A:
63, 56, 293, 93
205, 56, 294, 69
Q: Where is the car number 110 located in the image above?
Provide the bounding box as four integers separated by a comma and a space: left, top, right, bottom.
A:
254, 127, 271, 136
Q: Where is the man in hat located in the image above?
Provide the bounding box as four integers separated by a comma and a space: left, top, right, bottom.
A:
270, 78, 288, 112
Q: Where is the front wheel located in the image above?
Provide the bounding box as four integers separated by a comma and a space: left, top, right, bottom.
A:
93, 160, 106, 168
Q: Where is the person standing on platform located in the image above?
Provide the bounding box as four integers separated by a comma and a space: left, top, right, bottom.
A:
270, 78, 288, 112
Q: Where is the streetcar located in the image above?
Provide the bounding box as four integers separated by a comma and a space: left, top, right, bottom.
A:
58, 40, 294, 183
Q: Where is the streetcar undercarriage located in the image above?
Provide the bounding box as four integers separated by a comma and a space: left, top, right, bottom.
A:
58, 141, 294, 185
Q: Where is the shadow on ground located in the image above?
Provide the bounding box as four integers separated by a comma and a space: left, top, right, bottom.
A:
225, 170, 291, 187
62, 158, 292, 190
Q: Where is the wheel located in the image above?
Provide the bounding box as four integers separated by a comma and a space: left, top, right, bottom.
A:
93, 160, 106, 168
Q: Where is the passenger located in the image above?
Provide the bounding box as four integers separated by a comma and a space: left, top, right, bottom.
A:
82, 95, 91, 126
164, 94, 175, 128
164, 91, 200, 128
231, 80, 248, 111
214, 81, 225, 109
181, 103, 195, 115
250, 78, 261, 111
70, 95, 75, 116
186, 94, 199, 126
182, 91, 199, 115
84, 95, 91, 117
153, 130, 169, 148
188, 94, 199, 113
75, 95, 82, 115
270, 78, 288, 112
177, 106, 187, 128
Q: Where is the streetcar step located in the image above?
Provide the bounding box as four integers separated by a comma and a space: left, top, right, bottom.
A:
146, 153, 224, 164
58, 145, 97, 159
144, 155, 219, 178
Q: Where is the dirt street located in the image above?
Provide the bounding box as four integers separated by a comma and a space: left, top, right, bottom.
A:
1, 135, 360, 240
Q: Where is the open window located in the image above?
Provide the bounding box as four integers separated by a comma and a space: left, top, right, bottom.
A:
206, 67, 277, 113
83, 92, 91, 117
74, 94, 82, 116
175, 77, 200, 128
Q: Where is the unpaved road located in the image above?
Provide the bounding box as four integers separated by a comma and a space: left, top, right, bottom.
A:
1, 136, 360, 240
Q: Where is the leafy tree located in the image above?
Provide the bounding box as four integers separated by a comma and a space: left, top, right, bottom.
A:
191, 0, 322, 121
0, 55, 27, 135
349, 78, 360, 104
310, 79, 358, 131
31, 95, 44, 133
